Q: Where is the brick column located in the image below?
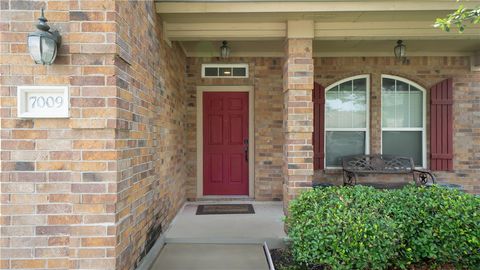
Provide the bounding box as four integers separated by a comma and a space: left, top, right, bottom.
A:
282, 21, 314, 212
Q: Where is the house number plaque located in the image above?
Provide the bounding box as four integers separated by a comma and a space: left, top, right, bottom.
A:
17, 86, 69, 118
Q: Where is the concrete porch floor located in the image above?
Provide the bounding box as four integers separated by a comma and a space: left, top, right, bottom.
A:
164, 201, 287, 248
144, 201, 286, 270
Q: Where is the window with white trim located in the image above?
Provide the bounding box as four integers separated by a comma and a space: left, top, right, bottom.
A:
381, 75, 426, 167
325, 75, 369, 167
201, 64, 249, 78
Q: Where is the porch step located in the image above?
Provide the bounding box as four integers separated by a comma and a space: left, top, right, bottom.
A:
165, 236, 286, 249
149, 243, 270, 270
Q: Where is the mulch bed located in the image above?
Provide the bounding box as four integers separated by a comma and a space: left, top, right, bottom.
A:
270, 248, 324, 270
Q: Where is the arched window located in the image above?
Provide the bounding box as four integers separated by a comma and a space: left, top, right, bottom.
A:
381, 75, 426, 167
324, 75, 370, 167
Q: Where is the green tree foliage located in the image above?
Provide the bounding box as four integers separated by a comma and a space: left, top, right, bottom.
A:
435, 4, 480, 32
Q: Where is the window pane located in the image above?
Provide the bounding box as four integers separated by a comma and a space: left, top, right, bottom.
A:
326, 131, 366, 167
383, 131, 422, 166
232, 67, 246, 77
396, 90, 409, 127
326, 86, 339, 128
382, 78, 396, 127
397, 81, 409, 92
326, 79, 367, 129
339, 81, 352, 92
382, 78, 424, 128
204, 67, 218, 76
382, 90, 396, 128
410, 87, 423, 127
353, 78, 366, 92
382, 78, 395, 92
352, 87, 366, 128
219, 67, 232, 76
338, 82, 353, 128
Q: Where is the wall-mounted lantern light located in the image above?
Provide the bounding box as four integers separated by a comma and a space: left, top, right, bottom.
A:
220, 41, 230, 59
394, 40, 407, 63
28, 8, 61, 65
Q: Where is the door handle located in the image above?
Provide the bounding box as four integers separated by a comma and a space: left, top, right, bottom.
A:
244, 139, 249, 162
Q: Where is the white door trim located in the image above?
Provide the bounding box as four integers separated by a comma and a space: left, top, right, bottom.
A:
196, 85, 255, 198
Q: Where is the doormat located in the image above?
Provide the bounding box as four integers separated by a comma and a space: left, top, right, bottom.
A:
196, 204, 255, 215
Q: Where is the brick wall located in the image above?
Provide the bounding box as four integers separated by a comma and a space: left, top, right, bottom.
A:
1, 1, 118, 269
114, 1, 187, 269
0, 1, 187, 269
185, 57, 284, 201
186, 56, 480, 200
313, 56, 480, 193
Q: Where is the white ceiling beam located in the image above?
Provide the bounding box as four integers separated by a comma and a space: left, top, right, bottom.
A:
156, 1, 480, 14
314, 21, 480, 40
185, 50, 475, 58
166, 22, 286, 41
287, 20, 314, 39
165, 21, 480, 41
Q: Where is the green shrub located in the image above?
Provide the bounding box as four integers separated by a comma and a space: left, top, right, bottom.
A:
285, 185, 480, 270
386, 185, 480, 269
286, 186, 398, 270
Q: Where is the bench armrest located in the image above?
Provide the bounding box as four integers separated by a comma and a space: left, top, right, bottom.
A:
413, 169, 436, 185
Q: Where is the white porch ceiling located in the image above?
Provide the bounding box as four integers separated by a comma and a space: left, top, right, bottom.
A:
156, 0, 480, 13
156, 1, 480, 57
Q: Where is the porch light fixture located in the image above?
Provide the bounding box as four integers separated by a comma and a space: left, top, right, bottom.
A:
394, 40, 406, 63
220, 41, 230, 59
27, 8, 61, 65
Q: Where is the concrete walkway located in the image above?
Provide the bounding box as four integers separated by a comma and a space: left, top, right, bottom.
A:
150, 244, 269, 270
143, 201, 285, 270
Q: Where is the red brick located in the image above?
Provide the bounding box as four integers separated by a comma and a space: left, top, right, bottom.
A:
70, 11, 105, 21
81, 237, 115, 247
82, 151, 117, 160
81, 22, 115, 32
11, 130, 47, 139
1, 141, 35, 150
71, 98, 106, 107
82, 194, 117, 204
37, 204, 72, 214
11, 259, 45, 269
35, 226, 69, 236
34, 247, 68, 257
72, 184, 106, 193
70, 76, 105, 86
48, 215, 82, 225
48, 236, 69, 246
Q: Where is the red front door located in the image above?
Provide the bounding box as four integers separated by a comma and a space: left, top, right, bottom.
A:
203, 92, 249, 195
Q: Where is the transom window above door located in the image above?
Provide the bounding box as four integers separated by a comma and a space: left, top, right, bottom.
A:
201, 63, 249, 78
325, 75, 370, 168
381, 75, 426, 167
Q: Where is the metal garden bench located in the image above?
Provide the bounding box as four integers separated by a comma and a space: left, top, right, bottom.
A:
342, 154, 435, 187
